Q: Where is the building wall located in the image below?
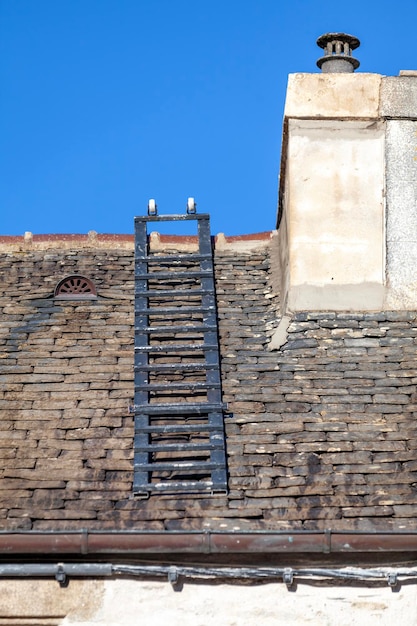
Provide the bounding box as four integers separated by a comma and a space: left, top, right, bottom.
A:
385, 118, 417, 308
0, 577, 416, 625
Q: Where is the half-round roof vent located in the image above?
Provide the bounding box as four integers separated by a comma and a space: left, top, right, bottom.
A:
54, 275, 97, 299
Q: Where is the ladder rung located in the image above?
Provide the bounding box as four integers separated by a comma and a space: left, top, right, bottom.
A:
137, 271, 212, 280
137, 254, 212, 263
135, 424, 224, 434
135, 344, 218, 352
134, 481, 211, 491
135, 213, 209, 222
135, 306, 213, 315
137, 324, 216, 333
132, 403, 226, 415
135, 289, 213, 297
134, 442, 223, 453
136, 460, 223, 471
133, 481, 227, 494
135, 382, 220, 392
135, 363, 218, 372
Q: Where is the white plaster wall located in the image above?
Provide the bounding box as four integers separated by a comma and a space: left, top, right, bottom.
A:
284, 73, 381, 120
0, 579, 104, 624
385, 119, 417, 309
285, 120, 385, 311
279, 72, 417, 312
1, 578, 415, 625
57, 579, 417, 626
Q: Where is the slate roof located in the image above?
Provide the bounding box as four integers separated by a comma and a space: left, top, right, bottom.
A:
1, 233, 417, 532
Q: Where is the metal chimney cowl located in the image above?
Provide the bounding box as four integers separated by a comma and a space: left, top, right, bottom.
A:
316, 32, 360, 73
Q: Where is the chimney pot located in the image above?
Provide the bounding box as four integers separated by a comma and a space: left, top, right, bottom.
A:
316, 32, 360, 73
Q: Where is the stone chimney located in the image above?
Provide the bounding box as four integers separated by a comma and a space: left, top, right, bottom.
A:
277, 35, 417, 312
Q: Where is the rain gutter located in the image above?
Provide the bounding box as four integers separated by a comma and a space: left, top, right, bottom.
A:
0, 529, 417, 557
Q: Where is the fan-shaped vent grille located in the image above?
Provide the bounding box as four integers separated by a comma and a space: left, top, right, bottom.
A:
55, 275, 97, 299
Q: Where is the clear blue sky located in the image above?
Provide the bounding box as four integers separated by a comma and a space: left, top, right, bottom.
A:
1, 0, 416, 236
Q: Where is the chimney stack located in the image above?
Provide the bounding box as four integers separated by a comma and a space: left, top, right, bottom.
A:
277, 36, 417, 312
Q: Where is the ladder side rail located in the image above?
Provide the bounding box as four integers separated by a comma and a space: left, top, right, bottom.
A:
198, 217, 228, 491
133, 219, 152, 492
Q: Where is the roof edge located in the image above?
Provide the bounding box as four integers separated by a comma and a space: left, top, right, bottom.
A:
0, 231, 275, 252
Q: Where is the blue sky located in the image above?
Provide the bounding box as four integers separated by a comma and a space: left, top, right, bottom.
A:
1, 0, 416, 237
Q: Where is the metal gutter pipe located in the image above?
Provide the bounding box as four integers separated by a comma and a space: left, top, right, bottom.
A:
0, 563, 112, 577
0, 562, 417, 588
0, 530, 417, 556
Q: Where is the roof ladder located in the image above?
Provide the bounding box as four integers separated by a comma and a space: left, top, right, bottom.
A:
133, 211, 228, 497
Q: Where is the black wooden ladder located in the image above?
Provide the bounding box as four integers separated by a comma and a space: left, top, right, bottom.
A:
133, 212, 228, 497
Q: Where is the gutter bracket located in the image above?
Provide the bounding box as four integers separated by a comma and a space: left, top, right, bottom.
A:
202, 530, 211, 554
324, 528, 332, 554
55, 563, 67, 587
168, 566, 179, 586
387, 572, 398, 587
81, 529, 89, 555
283, 567, 294, 588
